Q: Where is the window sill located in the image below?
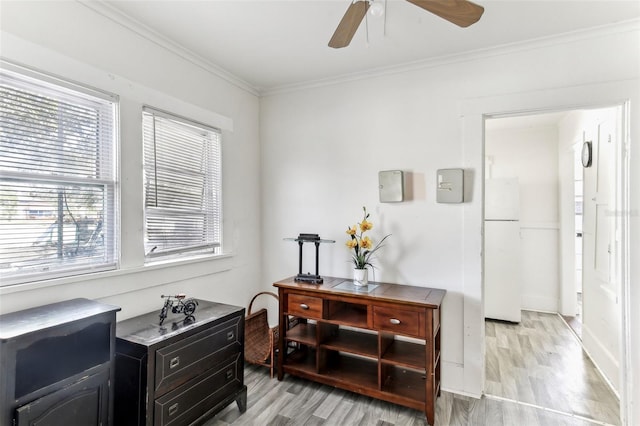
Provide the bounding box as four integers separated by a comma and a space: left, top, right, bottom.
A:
0, 252, 234, 296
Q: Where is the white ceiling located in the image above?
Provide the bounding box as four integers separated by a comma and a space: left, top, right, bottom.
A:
95, 0, 640, 94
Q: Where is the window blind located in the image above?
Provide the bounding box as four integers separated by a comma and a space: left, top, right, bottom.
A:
142, 107, 221, 259
0, 66, 117, 284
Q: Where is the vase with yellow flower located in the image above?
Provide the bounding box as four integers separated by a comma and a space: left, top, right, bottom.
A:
346, 206, 391, 286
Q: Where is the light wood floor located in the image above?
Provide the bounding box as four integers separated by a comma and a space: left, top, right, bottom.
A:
206, 310, 619, 426
485, 310, 619, 426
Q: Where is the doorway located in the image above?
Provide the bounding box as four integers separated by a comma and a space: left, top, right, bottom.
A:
484, 111, 567, 320
460, 81, 632, 424
482, 105, 623, 424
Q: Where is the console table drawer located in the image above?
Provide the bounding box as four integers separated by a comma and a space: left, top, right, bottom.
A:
155, 315, 241, 396
288, 294, 323, 318
373, 306, 423, 338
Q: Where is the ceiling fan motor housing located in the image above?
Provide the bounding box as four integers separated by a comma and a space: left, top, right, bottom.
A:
329, 0, 484, 48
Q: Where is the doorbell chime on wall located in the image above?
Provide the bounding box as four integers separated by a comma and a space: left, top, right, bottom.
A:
378, 170, 404, 203
436, 169, 464, 203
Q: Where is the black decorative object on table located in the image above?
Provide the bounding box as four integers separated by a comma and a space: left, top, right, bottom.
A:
158, 293, 198, 325
284, 233, 335, 284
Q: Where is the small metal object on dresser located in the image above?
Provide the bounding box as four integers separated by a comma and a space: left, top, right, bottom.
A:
158, 293, 198, 325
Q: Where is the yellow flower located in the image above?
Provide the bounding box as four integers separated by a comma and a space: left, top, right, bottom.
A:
345, 206, 391, 269
360, 236, 372, 249
360, 219, 373, 232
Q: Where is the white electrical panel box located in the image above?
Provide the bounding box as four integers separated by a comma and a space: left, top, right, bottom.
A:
378, 170, 404, 202
436, 169, 464, 203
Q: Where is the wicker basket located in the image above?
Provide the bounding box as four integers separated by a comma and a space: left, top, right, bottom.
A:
244, 292, 279, 378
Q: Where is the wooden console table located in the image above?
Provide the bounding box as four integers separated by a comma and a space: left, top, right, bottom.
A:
274, 276, 445, 425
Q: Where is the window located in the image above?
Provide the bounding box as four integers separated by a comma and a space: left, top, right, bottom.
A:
142, 107, 221, 260
0, 65, 117, 284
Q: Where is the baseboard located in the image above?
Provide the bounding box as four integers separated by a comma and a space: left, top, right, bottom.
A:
581, 323, 620, 397
440, 360, 482, 397
521, 295, 558, 312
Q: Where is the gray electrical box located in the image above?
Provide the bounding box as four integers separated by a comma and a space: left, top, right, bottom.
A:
378, 170, 404, 202
436, 169, 464, 203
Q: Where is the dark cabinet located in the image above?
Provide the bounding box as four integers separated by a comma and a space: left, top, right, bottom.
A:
114, 300, 247, 426
0, 298, 120, 426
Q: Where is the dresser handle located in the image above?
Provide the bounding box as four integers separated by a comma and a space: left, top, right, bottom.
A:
168, 403, 179, 416
227, 331, 235, 341
169, 356, 180, 369
389, 318, 401, 325
226, 369, 233, 380
300, 303, 309, 310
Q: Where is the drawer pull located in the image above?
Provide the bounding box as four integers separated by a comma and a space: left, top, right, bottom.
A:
389, 318, 401, 325
169, 356, 180, 369
227, 331, 235, 341
168, 403, 179, 416
226, 369, 233, 380
300, 303, 309, 310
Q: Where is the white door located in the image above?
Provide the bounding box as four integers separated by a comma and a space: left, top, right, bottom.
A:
581, 115, 620, 391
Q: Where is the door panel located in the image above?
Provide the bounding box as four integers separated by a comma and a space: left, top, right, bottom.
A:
591, 121, 614, 286
581, 113, 620, 392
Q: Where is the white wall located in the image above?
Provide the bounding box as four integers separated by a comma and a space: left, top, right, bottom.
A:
485, 124, 560, 312
0, 1, 262, 319
260, 22, 640, 414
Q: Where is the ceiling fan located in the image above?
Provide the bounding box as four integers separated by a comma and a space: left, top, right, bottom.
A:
328, 0, 484, 48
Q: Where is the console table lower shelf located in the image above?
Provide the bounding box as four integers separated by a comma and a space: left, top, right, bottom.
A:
274, 276, 445, 425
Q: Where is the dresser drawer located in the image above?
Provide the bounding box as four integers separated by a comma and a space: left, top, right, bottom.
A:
373, 306, 423, 338
287, 294, 323, 318
155, 315, 242, 396
154, 354, 243, 426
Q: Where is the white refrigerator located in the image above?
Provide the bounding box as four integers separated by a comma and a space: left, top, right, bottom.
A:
484, 178, 522, 323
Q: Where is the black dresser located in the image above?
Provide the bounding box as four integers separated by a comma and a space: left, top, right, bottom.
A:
0, 298, 120, 426
114, 299, 247, 426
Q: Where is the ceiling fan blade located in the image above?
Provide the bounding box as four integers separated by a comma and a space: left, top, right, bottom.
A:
328, 1, 370, 49
406, 0, 484, 27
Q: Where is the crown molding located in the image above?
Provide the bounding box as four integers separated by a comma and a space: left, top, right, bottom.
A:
261, 18, 640, 97
78, 0, 260, 97
76, 1, 638, 98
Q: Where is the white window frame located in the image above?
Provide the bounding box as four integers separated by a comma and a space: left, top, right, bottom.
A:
142, 106, 222, 262
0, 62, 118, 285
